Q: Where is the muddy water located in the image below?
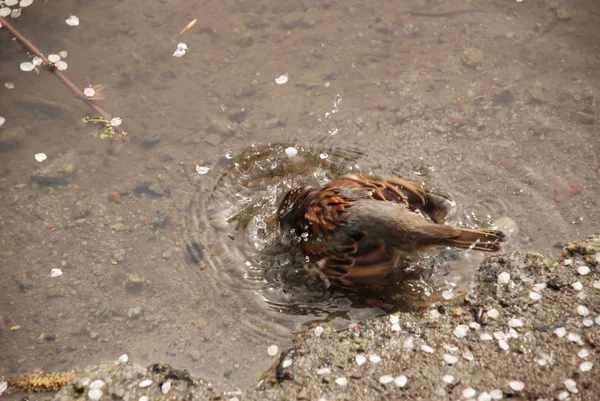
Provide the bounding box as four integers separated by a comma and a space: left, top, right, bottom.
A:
1, 0, 599, 392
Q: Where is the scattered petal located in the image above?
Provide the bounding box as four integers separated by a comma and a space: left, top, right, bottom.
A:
593, 280, 600, 289
89, 380, 105, 389
532, 283, 547, 291
138, 379, 152, 388
0, 8, 11, 18
177, 42, 188, 51
266, 344, 278, 356
453, 324, 470, 338
275, 74, 289, 85
443, 354, 459, 365
20, 61, 35, 72
173, 48, 187, 57
32, 56, 43, 66
319, 152, 328, 159
479, 333, 493, 341
477, 392, 491, 401
497, 271, 510, 284
0, 116, 5, 127
463, 387, 477, 399
87, 388, 102, 401
509, 380, 524, 391
580, 361, 593, 372
139, 396, 149, 401
369, 354, 381, 364
196, 165, 210, 175
529, 291, 542, 301
110, 117, 122, 127
50, 268, 63, 277
577, 305, 590, 316
508, 318, 523, 328
48, 54, 61, 63
442, 375, 454, 384
498, 339, 509, 351
4, 82, 15, 89
65, 15, 80, 26
489, 389, 503, 400
84, 87, 96, 98
55, 61, 68, 71
564, 379, 578, 393
442, 289, 454, 300
314, 326, 324, 337
554, 327, 567, 338
335, 377, 347, 387
486, 308, 500, 319
583, 318, 594, 327
379, 375, 394, 384
355, 354, 366, 366
285, 147, 298, 157
34, 152, 48, 162
578, 265, 591, 275
59, 50, 68, 58
572, 281, 584, 291
6, 0, 19, 6
10, 8, 21, 18
578, 349, 589, 359
421, 344, 434, 354
567, 332, 583, 345
161, 381, 172, 394
0, 381, 7, 396
119, 354, 129, 363
317, 367, 330, 376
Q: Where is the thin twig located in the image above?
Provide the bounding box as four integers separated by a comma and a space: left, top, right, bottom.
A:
0, 16, 125, 136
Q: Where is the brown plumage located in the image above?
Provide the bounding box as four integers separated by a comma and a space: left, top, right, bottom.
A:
277, 174, 505, 288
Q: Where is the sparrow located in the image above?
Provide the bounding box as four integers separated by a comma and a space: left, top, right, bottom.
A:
277, 174, 505, 288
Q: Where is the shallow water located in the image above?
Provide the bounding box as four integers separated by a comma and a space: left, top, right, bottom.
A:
1, 0, 599, 392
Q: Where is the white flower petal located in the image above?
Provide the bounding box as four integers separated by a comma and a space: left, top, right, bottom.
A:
275, 74, 288, 85
20, 61, 35, 72
34, 152, 47, 162
48, 54, 61, 63
55, 61, 68, 71
20, 0, 34, 7
83, 87, 95, 98
65, 15, 79, 26
110, 117, 122, 127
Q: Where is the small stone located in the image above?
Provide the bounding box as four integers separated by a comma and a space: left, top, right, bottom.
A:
493, 216, 518, 235
571, 111, 595, 125
0, 126, 26, 147
108, 191, 122, 204
31, 150, 78, 185
113, 249, 126, 263
302, 8, 321, 27
204, 133, 224, 147
567, 332, 583, 345
497, 272, 510, 285
124, 274, 145, 293
119, 354, 129, 363
314, 326, 324, 337
394, 375, 407, 388
480, 333, 493, 341
127, 305, 143, 319
138, 379, 153, 388
528, 81, 546, 103
556, 8, 570, 21
461, 48, 484, 68
463, 387, 477, 398
593, 280, 600, 289
162, 250, 172, 259
188, 350, 201, 361
509, 380, 524, 391
317, 367, 330, 376
281, 11, 304, 29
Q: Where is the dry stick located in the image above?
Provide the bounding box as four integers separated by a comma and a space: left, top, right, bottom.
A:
0, 16, 125, 136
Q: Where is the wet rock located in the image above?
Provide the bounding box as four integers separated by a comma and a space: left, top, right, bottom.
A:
140, 133, 162, 149
44, 333, 57, 342
127, 305, 143, 319
162, 250, 172, 259
528, 81, 546, 103
571, 110, 595, 125
152, 213, 168, 229
0, 126, 26, 147
89, 331, 100, 340
31, 150, 78, 185
204, 133, 224, 147
556, 8, 570, 21
124, 274, 145, 293
208, 118, 235, 136
302, 8, 322, 27
401, 22, 421, 38
71, 199, 92, 220
233, 82, 257, 98
228, 108, 247, 123
493, 216, 519, 236
281, 11, 305, 29
135, 180, 168, 197
492, 90, 514, 105
108, 191, 122, 203
188, 349, 201, 362
113, 249, 126, 263
264, 117, 287, 129
461, 48, 484, 69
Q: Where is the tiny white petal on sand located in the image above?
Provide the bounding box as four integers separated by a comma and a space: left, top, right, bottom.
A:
507, 328, 519, 339
4, 82, 15, 89
497, 271, 510, 284
89, 380, 105, 390
32, 56, 43, 66
391, 323, 401, 332
463, 351, 475, 361
196, 165, 210, 175
508, 318, 523, 328
285, 147, 298, 157
564, 379, 578, 393
536, 355, 548, 366
443, 344, 458, 353
596, 315, 600, 326
20, 62, 35, 72
355, 354, 366, 366
394, 375, 407, 388
138, 379, 152, 388
429, 309, 441, 319
0, 116, 5, 127
567, 332, 583, 345
0, 8, 11, 18
379, 375, 394, 384
532, 283, 547, 292
59, 50, 68, 58
480, 333, 493, 341
572, 281, 584, 291
583, 318, 594, 327
486, 308, 500, 319
578, 265, 591, 276
442, 289, 454, 300
50, 268, 63, 277
493, 331, 506, 340
335, 377, 347, 387
554, 327, 567, 338
275, 74, 288, 85
267, 344, 278, 356
462, 387, 477, 399
489, 389, 503, 400
119, 354, 129, 363
403, 336, 414, 349
580, 361, 593, 372
314, 326, 324, 337
453, 324, 470, 338
369, 354, 381, 364
139, 397, 149, 401
317, 367, 330, 376
591, 280, 600, 289
577, 305, 590, 316
421, 345, 434, 354
161, 381, 172, 394
557, 391, 569, 401
281, 358, 292, 368
66, 15, 80, 26
577, 349, 589, 359
442, 375, 454, 384
84, 87, 95, 98
469, 322, 481, 331
509, 381, 524, 391
48, 54, 61, 63
0, 382, 7, 397
477, 392, 491, 401
389, 315, 400, 325
173, 48, 186, 57
529, 291, 542, 301
177, 42, 188, 51
319, 153, 328, 159
563, 258, 573, 266
35, 152, 48, 162
87, 388, 102, 401
110, 117, 122, 127
55, 61, 68, 71
443, 354, 458, 365
498, 339, 509, 351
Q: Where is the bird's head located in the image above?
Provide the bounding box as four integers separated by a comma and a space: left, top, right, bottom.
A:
276, 187, 312, 234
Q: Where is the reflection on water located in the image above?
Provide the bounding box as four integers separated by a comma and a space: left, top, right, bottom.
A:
188, 143, 502, 332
